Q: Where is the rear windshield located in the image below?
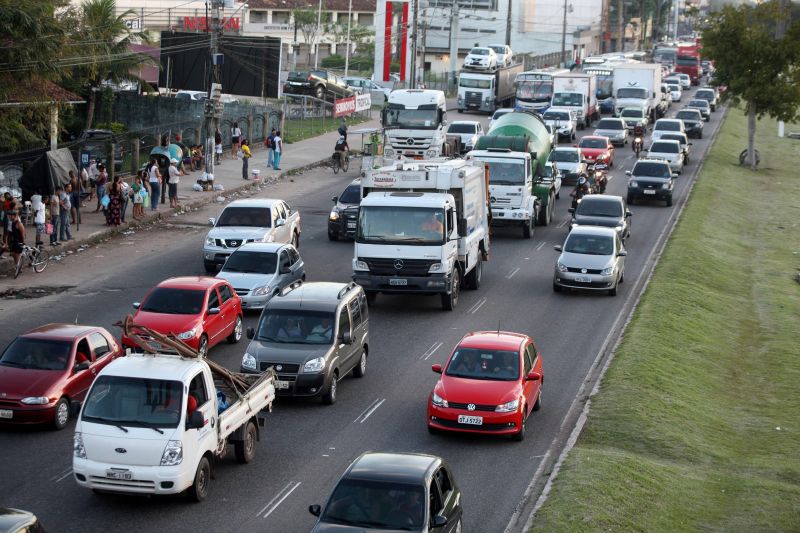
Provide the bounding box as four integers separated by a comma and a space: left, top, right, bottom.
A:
676, 110, 700, 121
689, 100, 708, 108
668, 84, 681, 91
579, 138, 607, 149
549, 150, 579, 163
654, 121, 680, 131
576, 199, 622, 217
633, 162, 671, 177
595, 119, 624, 130
661, 134, 686, 145
543, 111, 570, 121
217, 207, 271, 227
651, 142, 679, 153
490, 46, 506, 54
696, 90, 714, 99
448, 123, 477, 134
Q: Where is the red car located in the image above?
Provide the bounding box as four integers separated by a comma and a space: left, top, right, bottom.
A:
577, 136, 615, 166
123, 277, 243, 356
0, 324, 123, 430
427, 331, 543, 441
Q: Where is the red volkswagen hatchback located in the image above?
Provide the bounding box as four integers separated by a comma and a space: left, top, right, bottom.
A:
427, 331, 543, 441
123, 277, 243, 356
0, 324, 122, 430
577, 135, 615, 166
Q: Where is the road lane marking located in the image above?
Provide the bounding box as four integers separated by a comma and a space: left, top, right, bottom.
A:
54, 468, 73, 483
505, 267, 520, 279
419, 341, 443, 360
50, 466, 72, 482
535, 241, 546, 251
354, 398, 383, 423
359, 398, 386, 424
259, 481, 302, 518
468, 297, 487, 314
557, 218, 569, 228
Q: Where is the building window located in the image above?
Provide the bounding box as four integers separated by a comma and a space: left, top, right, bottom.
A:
250, 10, 266, 23
428, 0, 498, 10
358, 13, 374, 27
273, 10, 290, 24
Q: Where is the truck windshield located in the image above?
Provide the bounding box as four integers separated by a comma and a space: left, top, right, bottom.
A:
616, 88, 648, 99
484, 159, 526, 185
384, 109, 439, 129
551, 93, 582, 107
516, 80, 553, 102
676, 57, 699, 67
82, 375, 183, 429
460, 78, 492, 89
358, 206, 445, 245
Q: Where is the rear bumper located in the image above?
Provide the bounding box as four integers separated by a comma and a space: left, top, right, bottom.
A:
628, 186, 672, 201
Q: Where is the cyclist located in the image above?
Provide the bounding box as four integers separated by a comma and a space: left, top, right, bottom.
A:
333, 136, 350, 169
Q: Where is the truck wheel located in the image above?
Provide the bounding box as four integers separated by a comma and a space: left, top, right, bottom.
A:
188, 457, 211, 502
315, 86, 325, 100
538, 194, 553, 226
234, 421, 257, 464
522, 217, 533, 239
322, 372, 338, 405
465, 259, 482, 290
441, 270, 460, 310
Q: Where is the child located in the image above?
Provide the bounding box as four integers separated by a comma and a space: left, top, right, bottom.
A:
132, 174, 145, 220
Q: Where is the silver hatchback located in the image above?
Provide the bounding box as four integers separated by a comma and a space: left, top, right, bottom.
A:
553, 226, 626, 296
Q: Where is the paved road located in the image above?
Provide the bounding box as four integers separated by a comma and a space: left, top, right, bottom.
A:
0, 87, 724, 533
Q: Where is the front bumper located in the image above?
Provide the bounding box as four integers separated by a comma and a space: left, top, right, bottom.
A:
553, 270, 617, 291
353, 272, 450, 295
73, 458, 193, 495
0, 404, 56, 425
491, 207, 532, 223
328, 218, 357, 240
684, 124, 703, 137
427, 404, 522, 436
122, 333, 200, 351
561, 172, 582, 185
242, 367, 329, 398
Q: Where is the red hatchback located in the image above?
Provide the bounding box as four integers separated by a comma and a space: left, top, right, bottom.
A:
123, 277, 243, 356
0, 324, 122, 430
427, 331, 543, 441
578, 136, 615, 166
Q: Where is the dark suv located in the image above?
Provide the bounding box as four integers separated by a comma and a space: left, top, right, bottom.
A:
242, 282, 369, 405
283, 70, 354, 101
568, 194, 632, 242
328, 179, 361, 241
626, 158, 676, 207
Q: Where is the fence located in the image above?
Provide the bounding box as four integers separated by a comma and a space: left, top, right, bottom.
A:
279, 94, 373, 144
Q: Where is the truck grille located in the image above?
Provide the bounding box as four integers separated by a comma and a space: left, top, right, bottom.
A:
260, 362, 300, 374
359, 257, 438, 276
342, 207, 359, 235
491, 197, 511, 205
465, 91, 483, 107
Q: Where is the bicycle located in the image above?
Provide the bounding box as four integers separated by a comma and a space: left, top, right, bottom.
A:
331, 151, 350, 174
14, 244, 50, 279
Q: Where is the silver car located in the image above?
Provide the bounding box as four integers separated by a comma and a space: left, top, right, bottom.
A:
646, 139, 684, 173
216, 243, 305, 311
553, 226, 626, 296
593, 117, 628, 146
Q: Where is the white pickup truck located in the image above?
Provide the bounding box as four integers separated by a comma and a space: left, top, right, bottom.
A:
72, 352, 275, 501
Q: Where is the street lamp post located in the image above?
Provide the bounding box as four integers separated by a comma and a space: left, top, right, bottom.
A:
560, 0, 573, 67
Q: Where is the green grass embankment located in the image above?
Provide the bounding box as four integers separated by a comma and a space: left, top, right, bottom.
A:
531, 111, 800, 531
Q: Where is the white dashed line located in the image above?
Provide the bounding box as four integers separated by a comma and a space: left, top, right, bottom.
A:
505, 267, 520, 279
420, 341, 443, 360
359, 398, 386, 423
535, 242, 546, 251
468, 297, 488, 314
258, 481, 302, 518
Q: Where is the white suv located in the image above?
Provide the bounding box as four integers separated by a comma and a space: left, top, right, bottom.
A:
488, 44, 513, 67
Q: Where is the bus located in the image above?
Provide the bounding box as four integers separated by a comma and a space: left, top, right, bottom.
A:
653, 47, 677, 69
582, 65, 615, 114
514, 69, 570, 113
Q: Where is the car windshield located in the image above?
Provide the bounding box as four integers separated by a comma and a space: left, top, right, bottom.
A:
470, 48, 489, 56
564, 233, 614, 255
0, 338, 72, 371
448, 123, 477, 134
322, 479, 424, 530
551, 93, 582, 106
384, 108, 439, 129
651, 142, 679, 153
543, 111, 570, 122
82, 375, 183, 429
490, 46, 506, 54
222, 251, 277, 275
141, 288, 206, 315
339, 184, 361, 204
620, 109, 643, 118
616, 87, 648, 99
676, 111, 699, 121
484, 159, 526, 185
633, 162, 671, 178
580, 138, 607, 149
668, 84, 681, 92
696, 90, 714, 99
460, 77, 492, 89
550, 151, 578, 163
216, 207, 271, 227
445, 347, 520, 381
255, 310, 336, 345
492, 110, 511, 121
577, 199, 622, 217
595, 119, 623, 131
358, 206, 445, 245
655, 121, 680, 131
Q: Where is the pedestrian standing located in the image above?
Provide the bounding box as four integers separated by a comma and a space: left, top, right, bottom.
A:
68, 170, 82, 227
105, 179, 122, 226
273, 131, 283, 170
241, 140, 251, 179
31, 190, 45, 246
59, 184, 73, 241
168, 158, 180, 208
94, 163, 108, 212
265, 127, 276, 169
147, 157, 162, 211
49, 188, 61, 246
231, 122, 242, 159
132, 175, 145, 220
119, 178, 130, 222
214, 128, 223, 165
87, 159, 98, 201
80, 165, 90, 207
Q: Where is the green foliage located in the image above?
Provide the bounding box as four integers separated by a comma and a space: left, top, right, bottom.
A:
94, 122, 127, 134
321, 54, 345, 68
0, 109, 48, 153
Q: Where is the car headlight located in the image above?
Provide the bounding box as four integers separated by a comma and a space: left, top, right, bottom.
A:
160, 440, 183, 466
428, 262, 446, 273
303, 357, 325, 373
205, 237, 215, 247
74, 432, 86, 459
242, 352, 257, 371
176, 327, 198, 340
630, 180, 638, 188
354, 259, 369, 271
252, 285, 272, 296
21, 396, 50, 405
495, 398, 519, 413
662, 182, 671, 189
426, 149, 438, 158
601, 266, 615, 275
329, 210, 339, 221
431, 392, 448, 408
615, 225, 624, 232
384, 148, 395, 157
557, 260, 569, 273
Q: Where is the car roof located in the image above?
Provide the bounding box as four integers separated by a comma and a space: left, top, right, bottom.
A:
458, 330, 528, 351
230, 242, 290, 254
568, 225, 618, 238
678, 108, 702, 115
620, 107, 645, 113
580, 135, 610, 142
345, 452, 441, 485
156, 277, 222, 290
450, 121, 480, 126
471, 47, 492, 51
223, 198, 283, 209
267, 282, 357, 312
578, 194, 623, 205
21, 323, 107, 341
661, 132, 688, 140
553, 146, 579, 152
635, 158, 671, 166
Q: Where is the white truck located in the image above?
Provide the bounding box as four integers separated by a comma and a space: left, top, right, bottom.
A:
73, 352, 276, 501
382, 89, 453, 159
551, 73, 598, 129
612, 64, 663, 119
352, 159, 490, 311
456, 63, 524, 113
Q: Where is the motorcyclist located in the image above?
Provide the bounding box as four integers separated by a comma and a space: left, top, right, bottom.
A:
632, 122, 645, 157
633, 121, 645, 138
594, 155, 609, 193
570, 176, 591, 208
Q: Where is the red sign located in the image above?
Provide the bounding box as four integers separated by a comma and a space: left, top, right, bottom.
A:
334, 96, 356, 118
183, 17, 240, 32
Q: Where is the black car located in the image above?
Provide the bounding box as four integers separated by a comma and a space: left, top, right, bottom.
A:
309, 452, 463, 532
675, 109, 704, 139
0, 508, 45, 532
283, 70, 354, 101
568, 194, 631, 242
328, 179, 361, 241
626, 158, 676, 207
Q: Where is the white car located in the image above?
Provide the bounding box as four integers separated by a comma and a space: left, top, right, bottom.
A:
672, 73, 691, 89
464, 47, 497, 70
488, 44, 513, 67
488, 107, 515, 130
542, 108, 577, 142
651, 118, 686, 141
447, 120, 484, 152
646, 139, 684, 173
175, 90, 207, 101
203, 198, 302, 273
344, 76, 391, 102
548, 147, 586, 184
665, 81, 682, 102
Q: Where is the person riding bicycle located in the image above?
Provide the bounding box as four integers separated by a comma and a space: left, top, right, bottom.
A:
334, 135, 350, 153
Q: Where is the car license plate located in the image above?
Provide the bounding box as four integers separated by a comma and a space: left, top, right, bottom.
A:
275, 380, 290, 390
0, 409, 12, 419
574, 276, 591, 283
347, 221, 356, 228
457, 415, 483, 426
643, 189, 656, 195
106, 470, 132, 480
389, 278, 408, 286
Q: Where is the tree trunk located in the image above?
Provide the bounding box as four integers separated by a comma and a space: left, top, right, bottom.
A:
748, 104, 757, 170
85, 88, 96, 130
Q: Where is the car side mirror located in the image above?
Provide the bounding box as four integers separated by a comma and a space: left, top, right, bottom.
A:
246, 327, 255, 339
432, 515, 448, 528
432, 363, 443, 374
688, 142, 693, 145
69, 400, 82, 418
74, 361, 91, 373
626, 210, 632, 217
275, 218, 286, 227
672, 173, 679, 178
208, 217, 216, 226
553, 245, 563, 252
132, 302, 140, 309
331, 195, 338, 203
309, 504, 322, 517
188, 410, 205, 430
567, 208, 575, 214
208, 307, 221, 315
617, 250, 628, 257
341, 330, 353, 345
625, 171, 632, 176
526, 371, 542, 381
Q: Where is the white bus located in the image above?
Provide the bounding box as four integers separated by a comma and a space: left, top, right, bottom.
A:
514, 68, 570, 112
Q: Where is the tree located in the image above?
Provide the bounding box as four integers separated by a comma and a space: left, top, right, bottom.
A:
70, 0, 156, 129
293, 9, 328, 66
701, 0, 800, 168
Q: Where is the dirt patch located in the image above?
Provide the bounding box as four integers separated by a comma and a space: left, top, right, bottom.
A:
0, 286, 75, 299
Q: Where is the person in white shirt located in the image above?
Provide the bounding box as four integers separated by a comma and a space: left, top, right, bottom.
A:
273, 131, 283, 170
88, 159, 98, 201
168, 158, 180, 208
30, 191, 45, 246
231, 122, 242, 160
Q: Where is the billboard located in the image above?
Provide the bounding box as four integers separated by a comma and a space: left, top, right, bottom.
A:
159, 31, 281, 98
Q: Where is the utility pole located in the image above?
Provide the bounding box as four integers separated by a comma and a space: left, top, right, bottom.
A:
560, 0, 568, 67
505, 0, 512, 47
344, 0, 353, 76
204, 0, 223, 183
314, 0, 323, 69
672, 0, 679, 41
617, 0, 624, 52
448, 3, 459, 91
410, 0, 419, 89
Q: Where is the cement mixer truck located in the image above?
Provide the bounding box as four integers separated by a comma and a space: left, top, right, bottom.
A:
468, 110, 558, 237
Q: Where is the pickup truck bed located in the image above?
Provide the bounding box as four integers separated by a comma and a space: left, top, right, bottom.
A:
215, 371, 275, 440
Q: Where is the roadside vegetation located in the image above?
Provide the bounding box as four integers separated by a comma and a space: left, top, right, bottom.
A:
531, 111, 800, 531
282, 113, 369, 144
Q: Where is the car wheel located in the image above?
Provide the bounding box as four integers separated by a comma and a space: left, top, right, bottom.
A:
327, 229, 338, 241
666, 196, 673, 207
188, 456, 211, 502
465, 258, 482, 290
352, 350, 367, 378
234, 421, 257, 464
203, 260, 217, 274
291, 231, 300, 249
533, 389, 542, 411
608, 282, 618, 296
619, 269, 625, 284
441, 270, 460, 311
698, 131, 703, 139
553, 282, 562, 293
365, 292, 377, 305
227, 315, 242, 344
197, 335, 209, 357
53, 397, 70, 430
322, 372, 338, 405
512, 411, 526, 441
522, 216, 533, 239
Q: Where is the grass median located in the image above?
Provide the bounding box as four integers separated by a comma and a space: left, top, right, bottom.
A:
531, 111, 800, 531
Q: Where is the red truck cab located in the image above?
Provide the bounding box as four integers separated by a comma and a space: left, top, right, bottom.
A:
675, 45, 702, 85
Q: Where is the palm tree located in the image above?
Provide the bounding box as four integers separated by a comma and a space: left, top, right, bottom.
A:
72, 0, 157, 129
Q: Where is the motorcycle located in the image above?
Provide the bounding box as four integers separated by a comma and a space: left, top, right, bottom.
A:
570, 181, 592, 209
632, 137, 643, 158
593, 157, 609, 193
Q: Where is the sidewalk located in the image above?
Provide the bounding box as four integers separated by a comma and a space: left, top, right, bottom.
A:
1, 117, 381, 276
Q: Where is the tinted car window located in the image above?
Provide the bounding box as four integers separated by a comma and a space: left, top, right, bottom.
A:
339, 184, 361, 204
217, 207, 271, 227
543, 111, 571, 121
654, 121, 680, 131
676, 110, 701, 121
448, 123, 477, 134
576, 199, 622, 217
219, 284, 233, 303
446, 348, 520, 381
549, 150, 579, 163
564, 233, 614, 255
0, 338, 72, 371
322, 480, 425, 529
651, 142, 679, 153
256, 310, 335, 344
207, 289, 220, 309
89, 332, 112, 358
348, 298, 362, 328
632, 162, 671, 177
579, 138, 607, 149
222, 251, 277, 274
